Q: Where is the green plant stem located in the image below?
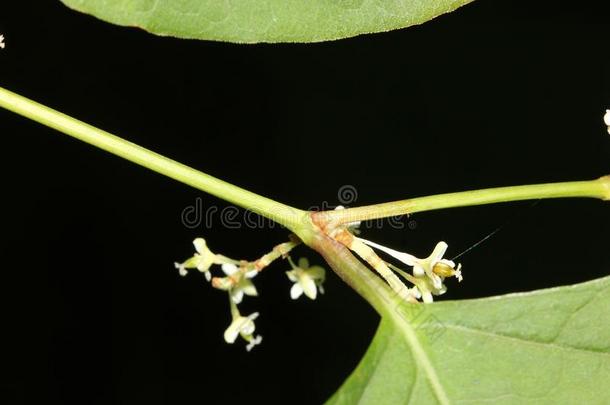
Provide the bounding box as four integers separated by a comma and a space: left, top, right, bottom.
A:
1, 85, 608, 239
321, 176, 610, 225
0, 86, 307, 231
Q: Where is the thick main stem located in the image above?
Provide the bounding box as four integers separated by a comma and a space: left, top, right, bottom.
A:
0, 86, 307, 231
313, 235, 450, 404
320, 176, 610, 225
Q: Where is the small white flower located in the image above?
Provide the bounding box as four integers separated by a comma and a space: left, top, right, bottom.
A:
604, 110, 610, 134
286, 258, 326, 300
220, 263, 258, 304
224, 311, 262, 351
0, 35, 5, 49
358, 238, 462, 302
174, 238, 217, 281
410, 242, 457, 289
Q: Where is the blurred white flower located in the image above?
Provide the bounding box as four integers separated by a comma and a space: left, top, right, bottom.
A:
0, 35, 5, 49
224, 311, 262, 352
286, 257, 326, 300
174, 238, 217, 281
358, 238, 462, 302
219, 263, 258, 304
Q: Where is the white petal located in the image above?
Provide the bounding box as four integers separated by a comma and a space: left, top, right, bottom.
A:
317, 284, 325, 295
301, 276, 317, 300
436, 283, 447, 295
204, 270, 211, 282
357, 237, 417, 266
290, 283, 303, 299
231, 289, 244, 304
422, 291, 434, 303
245, 269, 258, 279
240, 318, 256, 335
193, 238, 207, 255
286, 271, 298, 282
242, 281, 258, 297
222, 263, 238, 275
431, 274, 443, 290
413, 265, 425, 277
247, 312, 260, 322
429, 242, 448, 263
605, 109, 610, 127
439, 259, 455, 268
224, 322, 240, 343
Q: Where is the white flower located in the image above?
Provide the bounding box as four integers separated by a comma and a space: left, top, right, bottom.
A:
220, 263, 258, 304
224, 312, 262, 351
286, 258, 326, 300
357, 238, 462, 301
0, 35, 5, 49
604, 110, 610, 134
410, 242, 459, 289
174, 238, 217, 281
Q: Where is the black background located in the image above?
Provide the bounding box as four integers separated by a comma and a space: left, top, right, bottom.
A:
1, 1, 609, 404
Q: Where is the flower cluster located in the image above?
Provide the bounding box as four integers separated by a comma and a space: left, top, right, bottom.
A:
175, 238, 325, 351
174, 214, 459, 351
175, 237, 262, 350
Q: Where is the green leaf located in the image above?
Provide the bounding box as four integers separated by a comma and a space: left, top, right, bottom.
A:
59, 0, 474, 43
327, 276, 610, 404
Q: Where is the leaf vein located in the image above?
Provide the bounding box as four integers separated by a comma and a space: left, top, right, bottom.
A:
443, 324, 610, 358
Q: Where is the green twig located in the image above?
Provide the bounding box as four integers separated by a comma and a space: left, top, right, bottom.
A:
1, 85, 607, 241
0, 86, 308, 232
318, 177, 610, 225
